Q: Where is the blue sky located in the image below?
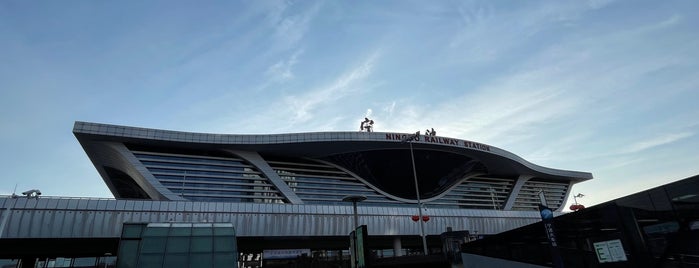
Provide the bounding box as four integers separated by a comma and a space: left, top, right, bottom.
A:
1, 0, 698, 209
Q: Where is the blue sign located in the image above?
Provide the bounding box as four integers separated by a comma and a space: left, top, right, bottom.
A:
539, 204, 563, 268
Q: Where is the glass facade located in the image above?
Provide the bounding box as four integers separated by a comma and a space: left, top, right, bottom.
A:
120, 138, 575, 211
322, 149, 483, 200
117, 223, 237, 268
131, 149, 284, 203
75, 121, 591, 214
431, 177, 516, 209
512, 179, 569, 211
266, 156, 397, 206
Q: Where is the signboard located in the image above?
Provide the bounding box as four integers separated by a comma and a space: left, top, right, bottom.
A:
262, 249, 311, 260
349, 225, 369, 268
594, 239, 627, 263
384, 133, 491, 152
355, 225, 369, 268
349, 231, 356, 268
538, 204, 563, 268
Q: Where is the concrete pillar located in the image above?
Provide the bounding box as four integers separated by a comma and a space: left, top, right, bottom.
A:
393, 236, 403, 257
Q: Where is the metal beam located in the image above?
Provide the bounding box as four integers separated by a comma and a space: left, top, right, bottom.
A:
503, 175, 532, 210
226, 150, 304, 204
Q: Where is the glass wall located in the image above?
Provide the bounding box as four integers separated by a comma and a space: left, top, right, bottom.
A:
266, 156, 395, 206
131, 149, 285, 204
117, 223, 237, 268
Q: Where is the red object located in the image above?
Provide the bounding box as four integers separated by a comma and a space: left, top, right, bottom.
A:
422, 215, 430, 222
411, 215, 419, 221
569, 204, 585, 211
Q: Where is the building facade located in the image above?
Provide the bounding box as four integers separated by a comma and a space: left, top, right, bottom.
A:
73, 121, 591, 212
0, 121, 592, 267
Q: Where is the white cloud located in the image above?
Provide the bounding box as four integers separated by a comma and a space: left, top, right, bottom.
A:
376, 62, 581, 144
587, 0, 616, 9
272, 1, 322, 51
647, 14, 682, 31
448, 2, 601, 60
365, 108, 373, 118
266, 49, 303, 82
622, 132, 694, 154
283, 52, 379, 123
262, 0, 292, 27
362, 9, 697, 187
383, 101, 396, 116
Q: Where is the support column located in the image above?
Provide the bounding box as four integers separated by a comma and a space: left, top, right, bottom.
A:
558, 181, 577, 212
226, 150, 303, 204
503, 175, 532, 210
393, 237, 403, 257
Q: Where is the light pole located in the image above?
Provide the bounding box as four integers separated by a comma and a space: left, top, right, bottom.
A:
402, 131, 428, 255
570, 193, 585, 211
342, 195, 367, 228
343, 195, 367, 268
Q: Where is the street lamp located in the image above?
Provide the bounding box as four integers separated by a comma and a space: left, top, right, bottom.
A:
570, 193, 585, 211
342, 195, 367, 228
401, 131, 428, 255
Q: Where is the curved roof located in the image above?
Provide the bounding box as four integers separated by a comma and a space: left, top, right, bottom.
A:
73, 121, 592, 183
73, 121, 591, 213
